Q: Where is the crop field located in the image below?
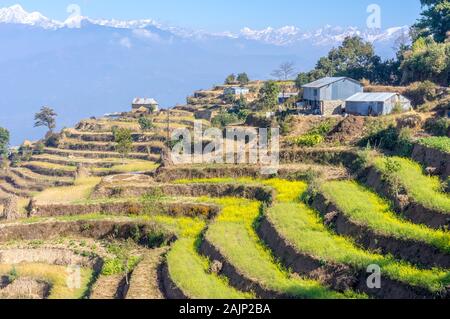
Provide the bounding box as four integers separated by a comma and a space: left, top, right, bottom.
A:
1, 110, 449, 300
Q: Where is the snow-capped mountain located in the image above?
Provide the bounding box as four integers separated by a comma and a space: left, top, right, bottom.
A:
0, 4, 409, 46
238, 25, 410, 46
0, 4, 412, 145
0, 4, 60, 29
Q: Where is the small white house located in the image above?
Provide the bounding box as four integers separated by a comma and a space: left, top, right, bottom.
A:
345, 93, 411, 116
132, 98, 159, 113
224, 87, 250, 96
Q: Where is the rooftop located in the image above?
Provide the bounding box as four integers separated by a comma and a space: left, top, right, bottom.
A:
302, 77, 361, 88
132, 97, 158, 105
345, 92, 398, 102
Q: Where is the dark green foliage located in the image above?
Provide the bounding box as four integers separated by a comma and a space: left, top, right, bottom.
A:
211, 111, 239, 128
45, 133, 60, 147
138, 116, 155, 132
400, 39, 450, 86
413, 0, 450, 43
404, 81, 438, 106
257, 81, 280, 111
0, 127, 9, 157
34, 106, 57, 132
225, 74, 236, 85
113, 128, 133, 158
359, 125, 413, 156
237, 73, 250, 85
425, 117, 450, 136
223, 92, 236, 104
295, 72, 313, 89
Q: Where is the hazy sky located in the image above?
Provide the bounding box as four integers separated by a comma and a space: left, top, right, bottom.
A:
1, 0, 423, 31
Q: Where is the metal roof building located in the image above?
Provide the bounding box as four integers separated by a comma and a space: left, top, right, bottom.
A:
302, 77, 363, 102
345, 92, 411, 116
132, 97, 159, 113
301, 77, 363, 115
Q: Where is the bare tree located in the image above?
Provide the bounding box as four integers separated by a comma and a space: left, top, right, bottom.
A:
271, 62, 296, 80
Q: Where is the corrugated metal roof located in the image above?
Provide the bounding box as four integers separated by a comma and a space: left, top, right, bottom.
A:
345, 92, 397, 102
302, 77, 360, 88
132, 98, 158, 105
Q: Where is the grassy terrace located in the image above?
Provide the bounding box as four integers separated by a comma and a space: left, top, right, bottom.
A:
202, 197, 352, 299
10, 213, 251, 299
0, 263, 93, 299
22, 161, 76, 172
91, 161, 159, 174
321, 181, 450, 254
373, 157, 450, 214
419, 136, 450, 153
23, 157, 158, 175
34, 177, 102, 204
177, 178, 450, 293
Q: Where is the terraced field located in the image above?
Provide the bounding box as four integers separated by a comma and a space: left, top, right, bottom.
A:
0, 112, 449, 299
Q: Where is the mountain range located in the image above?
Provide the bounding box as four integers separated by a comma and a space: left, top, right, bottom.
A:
0, 5, 410, 145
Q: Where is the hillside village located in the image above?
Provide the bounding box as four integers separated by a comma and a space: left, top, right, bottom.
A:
0, 0, 449, 300
0, 70, 449, 299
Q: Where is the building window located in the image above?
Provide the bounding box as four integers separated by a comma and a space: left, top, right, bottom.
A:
314, 89, 318, 97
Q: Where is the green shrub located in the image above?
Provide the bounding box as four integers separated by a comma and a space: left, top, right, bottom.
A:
8, 267, 18, 283
309, 119, 337, 136
290, 134, 324, 147
396, 128, 414, 157
424, 117, 449, 136
404, 81, 438, 107
138, 117, 155, 132
45, 133, 60, 147
211, 111, 239, 128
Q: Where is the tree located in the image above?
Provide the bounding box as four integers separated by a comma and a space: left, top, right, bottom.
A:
225, 74, 236, 85
413, 0, 450, 43
400, 37, 450, 85
113, 128, 133, 161
237, 73, 250, 85
271, 62, 296, 80
258, 81, 280, 111
138, 116, 155, 132
211, 111, 239, 128
34, 106, 57, 132
0, 127, 9, 157
295, 72, 312, 89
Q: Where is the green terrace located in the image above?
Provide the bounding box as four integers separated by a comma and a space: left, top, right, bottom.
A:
175, 178, 450, 294
419, 137, 450, 154
373, 157, 450, 214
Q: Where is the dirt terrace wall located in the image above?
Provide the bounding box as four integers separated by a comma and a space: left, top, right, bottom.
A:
32, 202, 219, 219
60, 143, 163, 154
412, 143, 450, 180
311, 193, 450, 269
43, 147, 153, 161
23, 164, 76, 178
30, 156, 116, 169
66, 132, 166, 143
10, 169, 73, 187
0, 248, 101, 270
0, 220, 174, 248
93, 183, 275, 204
362, 166, 449, 230
199, 237, 290, 299
257, 216, 439, 299
154, 165, 346, 183
158, 262, 188, 299
280, 148, 359, 167
0, 172, 45, 192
